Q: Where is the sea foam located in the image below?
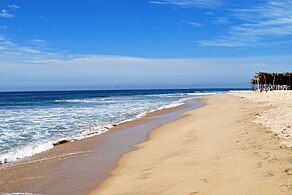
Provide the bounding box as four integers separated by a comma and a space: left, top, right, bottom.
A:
0, 90, 220, 164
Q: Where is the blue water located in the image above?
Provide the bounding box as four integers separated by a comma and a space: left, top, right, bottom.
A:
0, 89, 237, 163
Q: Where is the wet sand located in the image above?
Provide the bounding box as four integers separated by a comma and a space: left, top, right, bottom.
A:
0, 99, 203, 194
92, 93, 292, 195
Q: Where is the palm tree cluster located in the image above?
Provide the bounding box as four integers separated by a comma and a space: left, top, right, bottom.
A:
251, 72, 292, 92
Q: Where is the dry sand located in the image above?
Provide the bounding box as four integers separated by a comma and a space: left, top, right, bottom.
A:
231, 91, 292, 147
92, 93, 292, 195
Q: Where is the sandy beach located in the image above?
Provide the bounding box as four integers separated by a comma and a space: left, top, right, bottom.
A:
2, 0, 291, 194
1, 92, 291, 194
231, 91, 292, 147
0, 99, 203, 194
92, 92, 292, 194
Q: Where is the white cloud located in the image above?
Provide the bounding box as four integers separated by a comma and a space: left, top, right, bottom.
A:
1, 35, 291, 90
30, 39, 50, 47
182, 20, 202, 27
150, 0, 221, 8
0, 35, 69, 64
149, 1, 169, 5
0, 25, 9, 30
205, 11, 213, 15
189, 22, 202, 27
0, 9, 14, 18
1, 53, 291, 90
8, 4, 20, 10
151, 0, 292, 47
214, 17, 229, 25
198, 0, 292, 47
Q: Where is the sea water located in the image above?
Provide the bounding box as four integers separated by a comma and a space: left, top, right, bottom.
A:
0, 89, 229, 163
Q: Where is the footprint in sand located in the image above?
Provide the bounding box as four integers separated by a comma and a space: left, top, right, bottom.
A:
280, 184, 289, 192
285, 168, 292, 175
266, 170, 276, 177
268, 157, 279, 163
202, 178, 209, 183
257, 162, 263, 168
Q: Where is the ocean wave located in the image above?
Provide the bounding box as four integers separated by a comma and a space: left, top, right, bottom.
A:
54, 98, 99, 103
0, 99, 187, 164
0, 142, 54, 164
0, 91, 218, 164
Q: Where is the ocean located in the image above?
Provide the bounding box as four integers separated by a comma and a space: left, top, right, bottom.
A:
0, 89, 234, 164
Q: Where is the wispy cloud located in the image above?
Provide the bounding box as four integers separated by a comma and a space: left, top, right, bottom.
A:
182, 20, 202, 27
0, 35, 69, 64
198, 0, 292, 47
0, 9, 14, 18
150, 0, 221, 8
30, 39, 50, 47
0, 25, 9, 30
8, 4, 20, 10
205, 11, 213, 15
189, 22, 202, 27
1, 52, 291, 90
0, 4, 19, 18
214, 17, 229, 25
1, 34, 291, 90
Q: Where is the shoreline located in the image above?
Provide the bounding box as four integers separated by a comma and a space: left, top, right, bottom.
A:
0, 98, 194, 167
0, 98, 204, 194
0, 95, 194, 165
92, 93, 292, 194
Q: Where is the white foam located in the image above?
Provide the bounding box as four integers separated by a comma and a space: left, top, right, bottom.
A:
0, 91, 219, 164
136, 112, 148, 119
68, 99, 188, 141
54, 98, 99, 103
0, 142, 54, 164
54, 92, 217, 143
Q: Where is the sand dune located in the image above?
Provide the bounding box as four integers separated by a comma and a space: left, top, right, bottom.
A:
92, 93, 292, 195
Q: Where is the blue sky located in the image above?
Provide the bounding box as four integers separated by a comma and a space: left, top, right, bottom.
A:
0, 0, 292, 91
